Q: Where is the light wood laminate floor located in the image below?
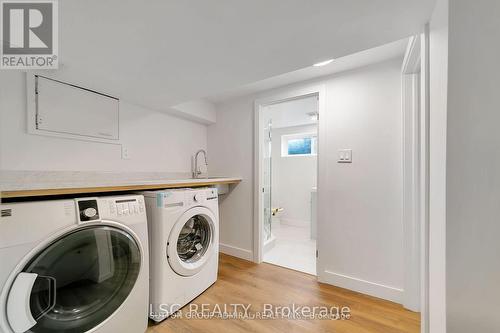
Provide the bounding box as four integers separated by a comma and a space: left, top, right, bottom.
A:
147, 254, 420, 333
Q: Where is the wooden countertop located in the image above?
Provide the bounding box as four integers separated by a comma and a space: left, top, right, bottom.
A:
0, 171, 241, 199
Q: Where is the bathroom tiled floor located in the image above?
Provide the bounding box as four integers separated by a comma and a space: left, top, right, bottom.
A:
263, 220, 316, 275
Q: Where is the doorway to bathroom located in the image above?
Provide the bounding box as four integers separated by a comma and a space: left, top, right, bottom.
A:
255, 91, 320, 275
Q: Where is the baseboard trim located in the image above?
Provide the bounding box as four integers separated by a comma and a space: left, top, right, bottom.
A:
319, 270, 404, 304
219, 243, 254, 261
263, 234, 276, 253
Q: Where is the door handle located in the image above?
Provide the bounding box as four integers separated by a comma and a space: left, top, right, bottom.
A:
6, 273, 57, 333
34, 275, 57, 320
7, 272, 38, 333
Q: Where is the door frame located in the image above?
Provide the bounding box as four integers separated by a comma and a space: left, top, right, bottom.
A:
253, 84, 326, 264
401, 31, 430, 331
401, 34, 422, 312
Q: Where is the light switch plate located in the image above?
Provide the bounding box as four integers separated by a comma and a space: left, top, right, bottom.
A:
338, 149, 352, 163
121, 146, 131, 160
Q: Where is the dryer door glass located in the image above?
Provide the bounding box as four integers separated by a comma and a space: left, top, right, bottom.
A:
177, 215, 212, 263
19, 226, 141, 333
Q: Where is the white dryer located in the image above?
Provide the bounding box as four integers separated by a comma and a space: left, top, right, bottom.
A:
142, 187, 219, 322
0, 195, 149, 333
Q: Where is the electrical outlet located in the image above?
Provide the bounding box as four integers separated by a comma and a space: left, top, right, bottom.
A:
121, 146, 131, 160
338, 149, 352, 163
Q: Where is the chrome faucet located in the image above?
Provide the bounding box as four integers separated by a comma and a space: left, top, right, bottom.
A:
192, 149, 208, 179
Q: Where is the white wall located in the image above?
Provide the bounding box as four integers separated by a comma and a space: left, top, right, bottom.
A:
207, 97, 255, 259
428, 0, 448, 331
446, 1, 500, 332
317, 59, 403, 302
265, 96, 318, 129
208, 58, 404, 301
271, 124, 317, 227
171, 99, 217, 125
0, 72, 207, 173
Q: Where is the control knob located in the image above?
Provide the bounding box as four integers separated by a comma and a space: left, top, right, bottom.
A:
83, 207, 97, 218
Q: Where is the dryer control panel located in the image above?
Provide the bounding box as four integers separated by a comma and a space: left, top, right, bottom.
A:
76, 195, 146, 224
76, 198, 100, 223
110, 197, 145, 216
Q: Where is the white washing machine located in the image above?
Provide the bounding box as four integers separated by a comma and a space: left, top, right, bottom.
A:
0, 195, 149, 333
141, 187, 219, 322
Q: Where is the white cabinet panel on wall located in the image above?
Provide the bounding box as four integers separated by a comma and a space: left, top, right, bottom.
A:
27, 74, 120, 144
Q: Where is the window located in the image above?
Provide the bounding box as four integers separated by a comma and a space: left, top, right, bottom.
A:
288, 137, 312, 155
281, 132, 317, 157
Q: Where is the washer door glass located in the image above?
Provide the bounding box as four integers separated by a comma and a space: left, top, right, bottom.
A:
167, 207, 217, 277
177, 215, 212, 263
17, 226, 141, 333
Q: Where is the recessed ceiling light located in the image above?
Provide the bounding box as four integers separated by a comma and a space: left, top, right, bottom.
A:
313, 59, 334, 67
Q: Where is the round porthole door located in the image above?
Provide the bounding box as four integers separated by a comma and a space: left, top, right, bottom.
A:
6, 225, 142, 333
167, 207, 217, 276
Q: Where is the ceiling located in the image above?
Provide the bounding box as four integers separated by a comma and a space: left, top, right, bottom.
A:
209, 38, 409, 103
264, 96, 319, 129
46, 0, 435, 112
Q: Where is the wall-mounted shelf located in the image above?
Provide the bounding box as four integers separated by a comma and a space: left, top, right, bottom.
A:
1, 171, 241, 199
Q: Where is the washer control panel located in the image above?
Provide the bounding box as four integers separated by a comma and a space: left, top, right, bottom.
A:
188, 188, 218, 204
190, 188, 218, 202
206, 188, 218, 200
